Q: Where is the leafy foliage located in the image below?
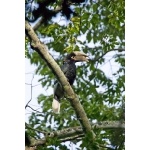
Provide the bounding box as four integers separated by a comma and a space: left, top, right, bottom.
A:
25, 0, 125, 149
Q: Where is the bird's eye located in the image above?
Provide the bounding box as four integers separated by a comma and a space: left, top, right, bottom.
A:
71, 56, 75, 60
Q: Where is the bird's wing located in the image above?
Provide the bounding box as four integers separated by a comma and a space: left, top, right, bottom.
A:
60, 63, 68, 75
53, 63, 68, 85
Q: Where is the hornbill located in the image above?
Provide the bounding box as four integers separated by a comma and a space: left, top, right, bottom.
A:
52, 51, 89, 113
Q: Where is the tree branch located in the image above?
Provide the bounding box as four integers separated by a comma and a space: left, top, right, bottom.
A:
26, 105, 42, 113
60, 134, 84, 142
26, 121, 124, 146
25, 74, 34, 109
25, 21, 95, 137
91, 48, 125, 62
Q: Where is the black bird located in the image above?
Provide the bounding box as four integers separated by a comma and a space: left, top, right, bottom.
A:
52, 51, 89, 113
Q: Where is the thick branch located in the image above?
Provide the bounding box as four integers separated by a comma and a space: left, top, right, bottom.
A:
60, 134, 84, 142
25, 21, 94, 136
27, 121, 124, 146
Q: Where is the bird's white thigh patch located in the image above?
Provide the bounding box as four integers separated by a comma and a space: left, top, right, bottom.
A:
52, 99, 60, 114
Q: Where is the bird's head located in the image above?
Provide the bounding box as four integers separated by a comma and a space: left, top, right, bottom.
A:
64, 51, 89, 63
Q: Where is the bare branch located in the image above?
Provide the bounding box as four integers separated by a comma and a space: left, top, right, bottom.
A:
25, 83, 32, 85
32, 84, 41, 87
25, 21, 95, 137
25, 74, 34, 108
27, 105, 42, 113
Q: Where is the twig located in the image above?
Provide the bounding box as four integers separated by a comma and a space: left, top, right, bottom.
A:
32, 84, 41, 87
27, 105, 42, 113
25, 123, 48, 134
26, 83, 32, 85
25, 74, 34, 108
91, 48, 125, 62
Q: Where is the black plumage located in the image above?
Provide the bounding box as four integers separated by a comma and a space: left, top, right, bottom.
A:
52, 51, 89, 113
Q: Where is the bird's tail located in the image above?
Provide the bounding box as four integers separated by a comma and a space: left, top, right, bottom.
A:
52, 98, 60, 114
